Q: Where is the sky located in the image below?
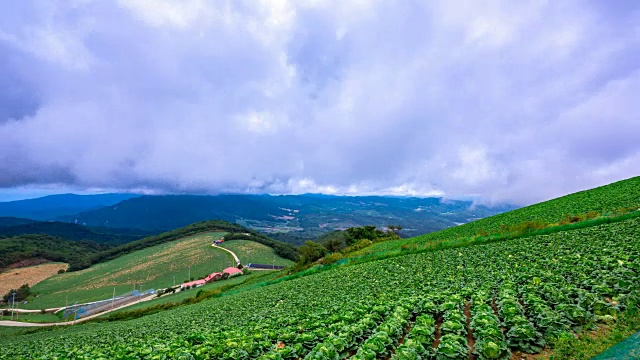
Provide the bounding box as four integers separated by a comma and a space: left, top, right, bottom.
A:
0, 1, 639, 205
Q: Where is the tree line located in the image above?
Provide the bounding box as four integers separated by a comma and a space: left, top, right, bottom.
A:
295, 225, 403, 269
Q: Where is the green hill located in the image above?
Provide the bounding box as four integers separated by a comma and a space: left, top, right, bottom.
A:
0, 217, 39, 227
22, 232, 293, 309
359, 176, 640, 254
1, 177, 639, 359
0, 219, 298, 272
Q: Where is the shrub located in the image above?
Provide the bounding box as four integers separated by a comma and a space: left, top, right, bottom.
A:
298, 241, 328, 265
322, 252, 343, 265
343, 239, 373, 253
2, 284, 31, 302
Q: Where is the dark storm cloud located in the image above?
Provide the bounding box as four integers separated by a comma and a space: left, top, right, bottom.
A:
0, 0, 639, 205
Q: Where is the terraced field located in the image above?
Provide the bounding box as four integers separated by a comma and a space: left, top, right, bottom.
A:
22, 232, 232, 309
2, 216, 638, 359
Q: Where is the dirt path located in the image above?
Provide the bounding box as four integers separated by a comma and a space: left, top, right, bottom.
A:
212, 244, 241, 266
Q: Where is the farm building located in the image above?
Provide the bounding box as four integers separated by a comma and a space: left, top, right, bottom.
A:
223, 267, 243, 278
181, 279, 206, 289
181, 267, 243, 288
204, 272, 223, 282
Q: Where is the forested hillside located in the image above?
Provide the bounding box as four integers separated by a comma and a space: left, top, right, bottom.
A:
0, 219, 154, 244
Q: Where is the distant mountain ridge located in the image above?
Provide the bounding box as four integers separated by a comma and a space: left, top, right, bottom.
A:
0, 193, 138, 220
0, 217, 156, 244
57, 194, 515, 242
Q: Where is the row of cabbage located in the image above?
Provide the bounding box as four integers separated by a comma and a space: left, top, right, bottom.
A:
1, 218, 639, 359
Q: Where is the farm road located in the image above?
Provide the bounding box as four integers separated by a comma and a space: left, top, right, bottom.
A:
212, 244, 240, 265
0, 293, 155, 327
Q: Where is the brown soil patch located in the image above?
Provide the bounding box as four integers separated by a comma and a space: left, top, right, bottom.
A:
0, 263, 68, 295
433, 315, 443, 349
511, 351, 537, 360
465, 301, 476, 360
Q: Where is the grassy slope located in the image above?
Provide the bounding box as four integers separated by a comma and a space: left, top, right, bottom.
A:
358, 176, 640, 255
1, 216, 638, 359
24, 232, 229, 309
24, 233, 295, 310
0, 313, 60, 323
219, 240, 293, 267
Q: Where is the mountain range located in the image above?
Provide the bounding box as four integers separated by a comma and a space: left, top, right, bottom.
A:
0, 193, 514, 244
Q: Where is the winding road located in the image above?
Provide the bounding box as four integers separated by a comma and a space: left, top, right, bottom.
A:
212, 244, 241, 266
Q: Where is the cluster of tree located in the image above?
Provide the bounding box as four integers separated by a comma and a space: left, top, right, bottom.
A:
2, 284, 31, 303
0, 234, 112, 271
296, 225, 402, 267
269, 231, 321, 246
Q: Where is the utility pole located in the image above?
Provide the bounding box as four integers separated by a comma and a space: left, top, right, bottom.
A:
188, 266, 191, 281
73, 300, 78, 325
173, 276, 176, 287
111, 287, 116, 309
10, 292, 16, 321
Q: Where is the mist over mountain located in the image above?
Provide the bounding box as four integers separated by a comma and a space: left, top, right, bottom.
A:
0, 193, 139, 220
54, 194, 515, 242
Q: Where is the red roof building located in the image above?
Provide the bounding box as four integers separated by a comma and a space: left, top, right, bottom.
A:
181, 279, 206, 289
223, 267, 243, 277
204, 272, 222, 282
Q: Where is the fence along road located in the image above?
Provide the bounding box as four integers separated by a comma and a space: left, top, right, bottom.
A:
0, 292, 155, 327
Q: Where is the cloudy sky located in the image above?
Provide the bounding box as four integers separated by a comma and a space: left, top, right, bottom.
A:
1, 0, 639, 204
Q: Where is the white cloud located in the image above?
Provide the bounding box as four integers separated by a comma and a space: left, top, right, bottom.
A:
0, 1, 639, 205
119, 0, 213, 29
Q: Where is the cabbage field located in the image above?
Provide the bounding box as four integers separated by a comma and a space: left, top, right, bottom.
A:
2, 217, 639, 359
362, 176, 640, 255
